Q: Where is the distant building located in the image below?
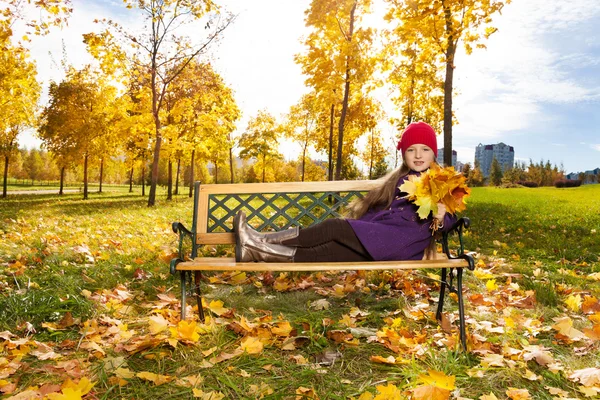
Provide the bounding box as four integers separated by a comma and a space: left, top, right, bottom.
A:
567, 168, 600, 183
437, 148, 457, 167
474, 142, 514, 177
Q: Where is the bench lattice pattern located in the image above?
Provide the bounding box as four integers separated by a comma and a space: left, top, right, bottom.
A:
207, 191, 366, 233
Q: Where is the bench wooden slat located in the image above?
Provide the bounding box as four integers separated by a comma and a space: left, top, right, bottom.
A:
175, 256, 468, 272
196, 232, 235, 245
198, 180, 381, 194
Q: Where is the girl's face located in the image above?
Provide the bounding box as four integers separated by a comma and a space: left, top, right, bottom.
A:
404, 144, 435, 172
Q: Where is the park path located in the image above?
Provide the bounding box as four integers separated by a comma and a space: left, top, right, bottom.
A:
7, 189, 80, 195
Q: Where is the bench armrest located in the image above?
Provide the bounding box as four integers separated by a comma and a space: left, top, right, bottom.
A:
441, 217, 475, 270
170, 222, 194, 275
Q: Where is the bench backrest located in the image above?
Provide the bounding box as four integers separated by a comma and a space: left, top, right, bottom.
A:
192, 180, 381, 246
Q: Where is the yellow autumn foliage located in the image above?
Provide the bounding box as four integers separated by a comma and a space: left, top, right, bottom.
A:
400, 165, 471, 220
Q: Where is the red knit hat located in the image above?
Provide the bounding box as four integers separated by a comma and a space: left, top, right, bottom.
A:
397, 122, 438, 157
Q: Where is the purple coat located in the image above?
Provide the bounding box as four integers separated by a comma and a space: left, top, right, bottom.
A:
347, 172, 457, 261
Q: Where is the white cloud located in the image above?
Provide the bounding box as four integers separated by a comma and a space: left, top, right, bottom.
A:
592, 144, 600, 152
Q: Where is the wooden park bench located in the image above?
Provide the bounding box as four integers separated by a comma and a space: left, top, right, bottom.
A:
170, 180, 475, 350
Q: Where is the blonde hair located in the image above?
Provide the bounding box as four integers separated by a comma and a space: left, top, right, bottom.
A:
346, 163, 410, 219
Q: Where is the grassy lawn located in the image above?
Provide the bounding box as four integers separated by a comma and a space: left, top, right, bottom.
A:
0, 186, 599, 399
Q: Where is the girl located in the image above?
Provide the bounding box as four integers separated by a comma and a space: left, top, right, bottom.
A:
234, 122, 457, 263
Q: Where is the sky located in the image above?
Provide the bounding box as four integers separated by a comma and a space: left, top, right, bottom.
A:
16, 0, 600, 175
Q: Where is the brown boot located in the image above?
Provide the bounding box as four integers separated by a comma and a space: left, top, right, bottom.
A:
233, 211, 299, 244
234, 212, 297, 262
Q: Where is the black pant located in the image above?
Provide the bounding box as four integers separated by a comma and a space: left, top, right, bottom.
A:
282, 219, 372, 262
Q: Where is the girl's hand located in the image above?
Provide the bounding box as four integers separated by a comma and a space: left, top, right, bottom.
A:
434, 203, 446, 221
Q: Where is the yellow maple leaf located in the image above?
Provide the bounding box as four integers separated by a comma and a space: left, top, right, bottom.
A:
240, 336, 264, 355
418, 370, 456, 390
192, 388, 225, 399
148, 314, 169, 334
170, 320, 200, 342
479, 393, 499, 400
506, 387, 530, 399
271, 321, 293, 337
114, 367, 135, 379
295, 386, 319, 399
565, 294, 582, 312
136, 371, 173, 385
59, 377, 95, 397
412, 385, 450, 400
373, 383, 403, 399
552, 316, 585, 341
208, 300, 229, 316
46, 387, 84, 400
486, 279, 498, 292
230, 272, 247, 285
338, 314, 356, 328
357, 392, 374, 400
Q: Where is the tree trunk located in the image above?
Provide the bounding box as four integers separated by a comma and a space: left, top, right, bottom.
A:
262, 155, 266, 183
328, 103, 335, 181
335, 1, 357, 181
175, 158, 180, 195
443, 1, 456, 168
2, 155, 8, 198
214, 162, 218, 184
98, 158, 104, 193
59, 166, 65, 195
141, 164, 146, 197
229, 147, 234, 183
369, 131, 374, 180
301, 144, 307, 182
148, 125, 162, 206
167, 159, 173, 200
129, 166, 134, 193
189, 149, 195, 197
83, 153, 89, 200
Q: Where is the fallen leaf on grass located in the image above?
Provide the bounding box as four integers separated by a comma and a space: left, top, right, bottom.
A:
295, 386, 319, 399
192, 388, 225, 399
565, 295, 582, 312
248, 383, 274, 398
582, 296, 600, 314
552, 317, 585, 342
148, 314, 169, 334
208, 300, 230, 316
136, 371, 173, 385
479, 393, 499, 400
310, 299, 330, 310
506, 388, 530, 399
568, 368, 600, 387
521, 345, 555, 366
240, 336, 264, 354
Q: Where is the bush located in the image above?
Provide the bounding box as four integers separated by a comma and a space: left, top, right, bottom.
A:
554, 179, 582, 188
517, 181, 539, 188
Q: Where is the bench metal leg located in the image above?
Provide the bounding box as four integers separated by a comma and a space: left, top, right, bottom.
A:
457, 268, 467, 351
436, 268, 448, 321
194, 271, 205, 323
180, 271, 187, 321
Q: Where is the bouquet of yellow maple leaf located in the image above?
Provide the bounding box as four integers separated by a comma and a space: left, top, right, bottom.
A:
399, 165, 471, 231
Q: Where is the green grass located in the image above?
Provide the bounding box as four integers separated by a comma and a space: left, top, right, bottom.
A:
1, 185, 599, 399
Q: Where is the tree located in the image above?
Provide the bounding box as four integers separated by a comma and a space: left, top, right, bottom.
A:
386, 0, 510, 166
296, 0, 380, 180
283, 93, 321, 182
0, 35, 40, 197
361, 129, 389, 180
84, 0, 233, 206
383, 4, 444, 131
238, 111, 282, 183
38, 67, 122, 199
490, 157, 502, 186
